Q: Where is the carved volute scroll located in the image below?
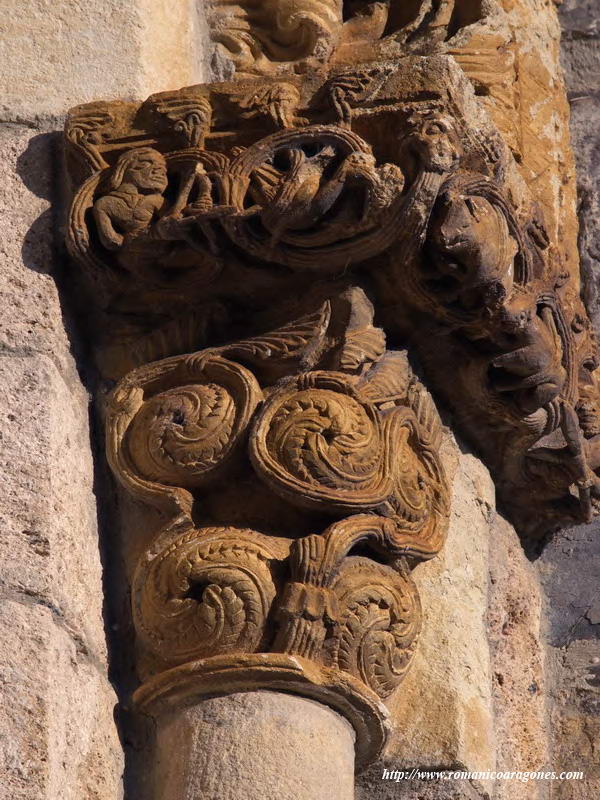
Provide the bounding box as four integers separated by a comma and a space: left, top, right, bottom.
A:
102, 287, 449, 764
64, 0, 600, 770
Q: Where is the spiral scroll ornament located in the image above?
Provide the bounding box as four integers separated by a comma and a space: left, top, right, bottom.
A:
250, 369, 448, 558
127, 383, 235, 485
125, 356, 261, 488
326, 557, 422, 698
250, 373, 396, 511
133, 527, 284, 665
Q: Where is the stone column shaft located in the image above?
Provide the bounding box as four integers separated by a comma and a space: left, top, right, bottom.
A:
153, 691, 355, 800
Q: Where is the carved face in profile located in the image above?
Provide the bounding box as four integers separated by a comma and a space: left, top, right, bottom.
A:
111, 147, 168, 194
424, 190, 518, 313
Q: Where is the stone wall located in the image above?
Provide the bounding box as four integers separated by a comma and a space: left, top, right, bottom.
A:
0, 4, 207, 798
0, 108, 124, 800
558, 0, 600, 328
538, 521, 600, 800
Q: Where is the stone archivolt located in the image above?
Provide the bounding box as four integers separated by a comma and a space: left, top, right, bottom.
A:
64, 1, 600, 769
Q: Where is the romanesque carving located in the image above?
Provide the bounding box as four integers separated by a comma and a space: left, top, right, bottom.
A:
65, 103, 114, 177
208, 0, 342, 75
106, 288, 448, 666
64, 0, 600, 770
92, 148, 169, 252
133, 527, 284, 664
208, 0, 499, 76
97, 285, 449, 763
66, 57, 600, 537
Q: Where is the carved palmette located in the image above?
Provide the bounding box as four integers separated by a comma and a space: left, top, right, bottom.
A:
270, 513, 425, 700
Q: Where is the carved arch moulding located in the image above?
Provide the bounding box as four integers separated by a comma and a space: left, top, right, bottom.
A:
64, 2, 600, 769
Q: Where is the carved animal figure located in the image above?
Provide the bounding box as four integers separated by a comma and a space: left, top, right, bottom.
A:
256, 147, 399, 243
487, 294, 565, 416
425, 186, 518, 314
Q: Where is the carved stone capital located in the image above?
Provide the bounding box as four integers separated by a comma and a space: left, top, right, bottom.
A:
100, 287, 448, 753
63, 8, 600, 769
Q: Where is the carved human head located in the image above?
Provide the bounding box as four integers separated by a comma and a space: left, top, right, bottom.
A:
109, 147, 168, 194
404, 111, 462, 174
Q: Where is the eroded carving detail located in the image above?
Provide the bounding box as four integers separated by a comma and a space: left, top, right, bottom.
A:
64, 3, 597, 767
99, 286, 448, 761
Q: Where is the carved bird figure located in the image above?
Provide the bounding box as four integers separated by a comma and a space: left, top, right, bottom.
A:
258, 145, 388, 246
258, 145, 342, 240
